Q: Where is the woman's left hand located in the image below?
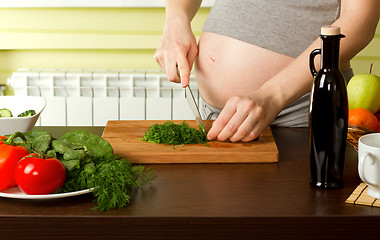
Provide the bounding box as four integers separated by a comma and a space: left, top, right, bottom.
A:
206, 91, 280, 142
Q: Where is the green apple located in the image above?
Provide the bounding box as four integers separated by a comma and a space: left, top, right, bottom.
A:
347, 73, 380, 113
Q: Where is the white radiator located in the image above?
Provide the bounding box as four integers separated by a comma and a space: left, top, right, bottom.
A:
7, 69, 199, 126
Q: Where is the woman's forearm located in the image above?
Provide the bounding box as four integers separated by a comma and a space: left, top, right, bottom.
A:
261, 0, 380, 112
165, 0, 202, 23
154, 0, 202, 86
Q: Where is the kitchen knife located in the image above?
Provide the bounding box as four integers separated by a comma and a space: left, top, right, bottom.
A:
185, 86, 206, 133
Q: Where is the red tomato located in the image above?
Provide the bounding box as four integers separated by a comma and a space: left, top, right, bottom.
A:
0, 140, 29, 190
15, 154, 66, 195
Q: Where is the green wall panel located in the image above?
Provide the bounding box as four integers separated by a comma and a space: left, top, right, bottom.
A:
0, 7, 378, 86
0, 7, 209, 84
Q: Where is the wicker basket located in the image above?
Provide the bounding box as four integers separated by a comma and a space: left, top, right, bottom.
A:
347, 124, 378, 151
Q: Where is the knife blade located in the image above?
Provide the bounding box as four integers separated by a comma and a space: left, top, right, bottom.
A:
185, 86, 206, 132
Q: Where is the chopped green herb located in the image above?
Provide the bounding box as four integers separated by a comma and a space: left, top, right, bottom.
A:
17, 110, 36, 117
142, 121, 208, 145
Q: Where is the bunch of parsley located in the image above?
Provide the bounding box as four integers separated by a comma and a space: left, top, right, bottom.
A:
23, 130, 156, 211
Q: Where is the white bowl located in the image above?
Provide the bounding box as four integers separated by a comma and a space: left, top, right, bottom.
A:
0, 96, 46, 135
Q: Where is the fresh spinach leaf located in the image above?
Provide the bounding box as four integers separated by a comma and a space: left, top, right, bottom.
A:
23, 130, 52, 153
52, 139, 86, 161
60, 159, 81, 172
59, 130, 114, 159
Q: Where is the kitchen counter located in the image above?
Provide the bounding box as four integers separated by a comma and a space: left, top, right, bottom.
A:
1, 126, 379, 239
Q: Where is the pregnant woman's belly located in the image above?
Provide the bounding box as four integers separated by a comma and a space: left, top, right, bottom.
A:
195, 32, 295, 109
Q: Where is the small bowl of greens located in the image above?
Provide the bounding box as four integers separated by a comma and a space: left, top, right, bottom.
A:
0, 96, 46, 135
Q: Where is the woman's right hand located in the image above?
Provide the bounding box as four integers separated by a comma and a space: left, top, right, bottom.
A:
154, 16, 198, 88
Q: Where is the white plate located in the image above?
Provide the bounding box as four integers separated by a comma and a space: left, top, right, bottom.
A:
0, 187, 93, 200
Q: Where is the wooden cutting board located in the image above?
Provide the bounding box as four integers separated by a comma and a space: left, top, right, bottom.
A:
102, 120, 279, 164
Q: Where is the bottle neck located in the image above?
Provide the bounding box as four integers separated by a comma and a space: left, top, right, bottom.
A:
321, 35, 341, 70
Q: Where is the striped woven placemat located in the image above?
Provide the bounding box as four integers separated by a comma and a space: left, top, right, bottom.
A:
346, 182, 380, 207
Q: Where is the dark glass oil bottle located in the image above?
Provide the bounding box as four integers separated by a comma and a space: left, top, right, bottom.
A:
309, 26, 348, 189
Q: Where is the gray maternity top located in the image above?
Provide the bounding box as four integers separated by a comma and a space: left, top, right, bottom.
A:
199, 0, 353, 127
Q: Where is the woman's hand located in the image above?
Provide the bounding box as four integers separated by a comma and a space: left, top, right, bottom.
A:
154, 17, 198, 88
206, 91, 281, 142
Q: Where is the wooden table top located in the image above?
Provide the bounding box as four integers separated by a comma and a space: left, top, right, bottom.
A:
1, 126, 379, 239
